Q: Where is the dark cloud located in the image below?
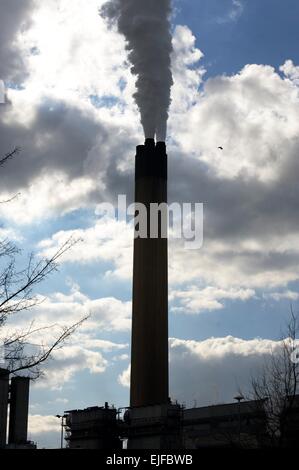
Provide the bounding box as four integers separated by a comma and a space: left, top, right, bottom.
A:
0, 0, 34, 83
0, 98, 136, 200
168, 145, 299, 244
169, 337, 278, 406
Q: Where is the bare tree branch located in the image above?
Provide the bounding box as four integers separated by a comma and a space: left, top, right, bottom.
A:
0, 147, 20, 167
0, 149, 87, 378
5, 316, 89, 379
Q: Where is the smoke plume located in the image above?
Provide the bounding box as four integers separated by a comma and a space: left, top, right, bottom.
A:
100, 0, 173, 142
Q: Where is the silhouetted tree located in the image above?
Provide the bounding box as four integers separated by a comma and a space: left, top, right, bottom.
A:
0, 149, 87, 379
249, 310, 299, 447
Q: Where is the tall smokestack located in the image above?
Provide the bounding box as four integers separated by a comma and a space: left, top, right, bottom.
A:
130, 138, 168, 408
101, 0, 173, 410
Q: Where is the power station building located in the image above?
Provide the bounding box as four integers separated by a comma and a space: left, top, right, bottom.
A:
64, 404, 122, 449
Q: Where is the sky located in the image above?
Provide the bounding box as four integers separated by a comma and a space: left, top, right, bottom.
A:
1, 0, 299, 448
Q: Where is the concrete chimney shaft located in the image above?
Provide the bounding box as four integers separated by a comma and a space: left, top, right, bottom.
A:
130, 139, 169, 408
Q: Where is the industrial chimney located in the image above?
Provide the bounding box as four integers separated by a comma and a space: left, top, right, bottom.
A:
130, 138, 169, 408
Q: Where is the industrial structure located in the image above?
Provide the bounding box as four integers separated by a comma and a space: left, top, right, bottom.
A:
131, 139, 168, 408
0, 369, 9, 448
62, 396, 299, 449
59, 139, 183, 449
64, 404, 122, 449
0, 369, 34, 449
127, 139, 183, 448
182, 400, 267, 448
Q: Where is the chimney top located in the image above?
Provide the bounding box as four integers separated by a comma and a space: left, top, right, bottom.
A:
145, 138, 155, 148
156, 141, 166, 152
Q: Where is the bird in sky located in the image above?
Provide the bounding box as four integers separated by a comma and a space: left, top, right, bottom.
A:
218, 146, 223, 150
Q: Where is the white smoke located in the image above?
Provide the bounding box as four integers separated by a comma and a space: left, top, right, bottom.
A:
100, 0, 173, 142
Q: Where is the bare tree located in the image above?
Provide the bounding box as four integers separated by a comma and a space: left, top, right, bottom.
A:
0, 148, 20, 168
250, 309, 299, 447
0, 149, 87, 379
0, 148, 21, 204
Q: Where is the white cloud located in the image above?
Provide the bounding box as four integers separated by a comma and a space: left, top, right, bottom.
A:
12, 0, 135, 112
37, 211, 299, 313
264, 290, 299, 302
280, 60, 299, 85
171, 286, 255, 314
0, 0, 140, 222
118, 336, 283, 406
169, 336, 282, 406
229, 0, 244, 21
216, 0, 245, 24
51, 398, 69, 405
2, 284, 130, 389
170, 26, 205, 119
0, 227, 22, 241
3, 282, 132, 337
114, 353, 129, 361
168, 234, 299, 294
0, 173, 97, 224
29, 414, 60, 435
38, 215, 133, 280
34, 345, 107, 390
118, 364, 130, 388
172, 62, 299, 182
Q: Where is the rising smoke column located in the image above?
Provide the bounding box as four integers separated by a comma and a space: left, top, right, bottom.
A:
100, 0, 173, 142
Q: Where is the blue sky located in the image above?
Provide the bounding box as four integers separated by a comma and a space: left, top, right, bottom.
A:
176, 0, 299, 77
1, 0, 299, 448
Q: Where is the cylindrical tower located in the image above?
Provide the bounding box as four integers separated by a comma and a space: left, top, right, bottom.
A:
0, 369, 9, 449
130, 138, 169, 408
8, 376, 30, 445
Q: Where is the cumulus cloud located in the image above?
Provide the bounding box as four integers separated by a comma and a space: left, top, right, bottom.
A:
3, 282, 132, 336
28, 415, 61, 448
170, 286, 255, 314
34, 346, 108, 390
172, 62, 299, 182
169, 336, 282, 406
118, 336, 283, 406
0, 0, 138, 219
264, 290, 299, 302
2, 283, 131, 389
280, 60, 299, 85
216, 0, 245, 24
38, 215, 133, 280
29, 414, 60, 435
118, 364, 130, 388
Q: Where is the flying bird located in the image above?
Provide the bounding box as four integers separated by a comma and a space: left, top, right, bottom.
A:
218, 146, 223, 150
